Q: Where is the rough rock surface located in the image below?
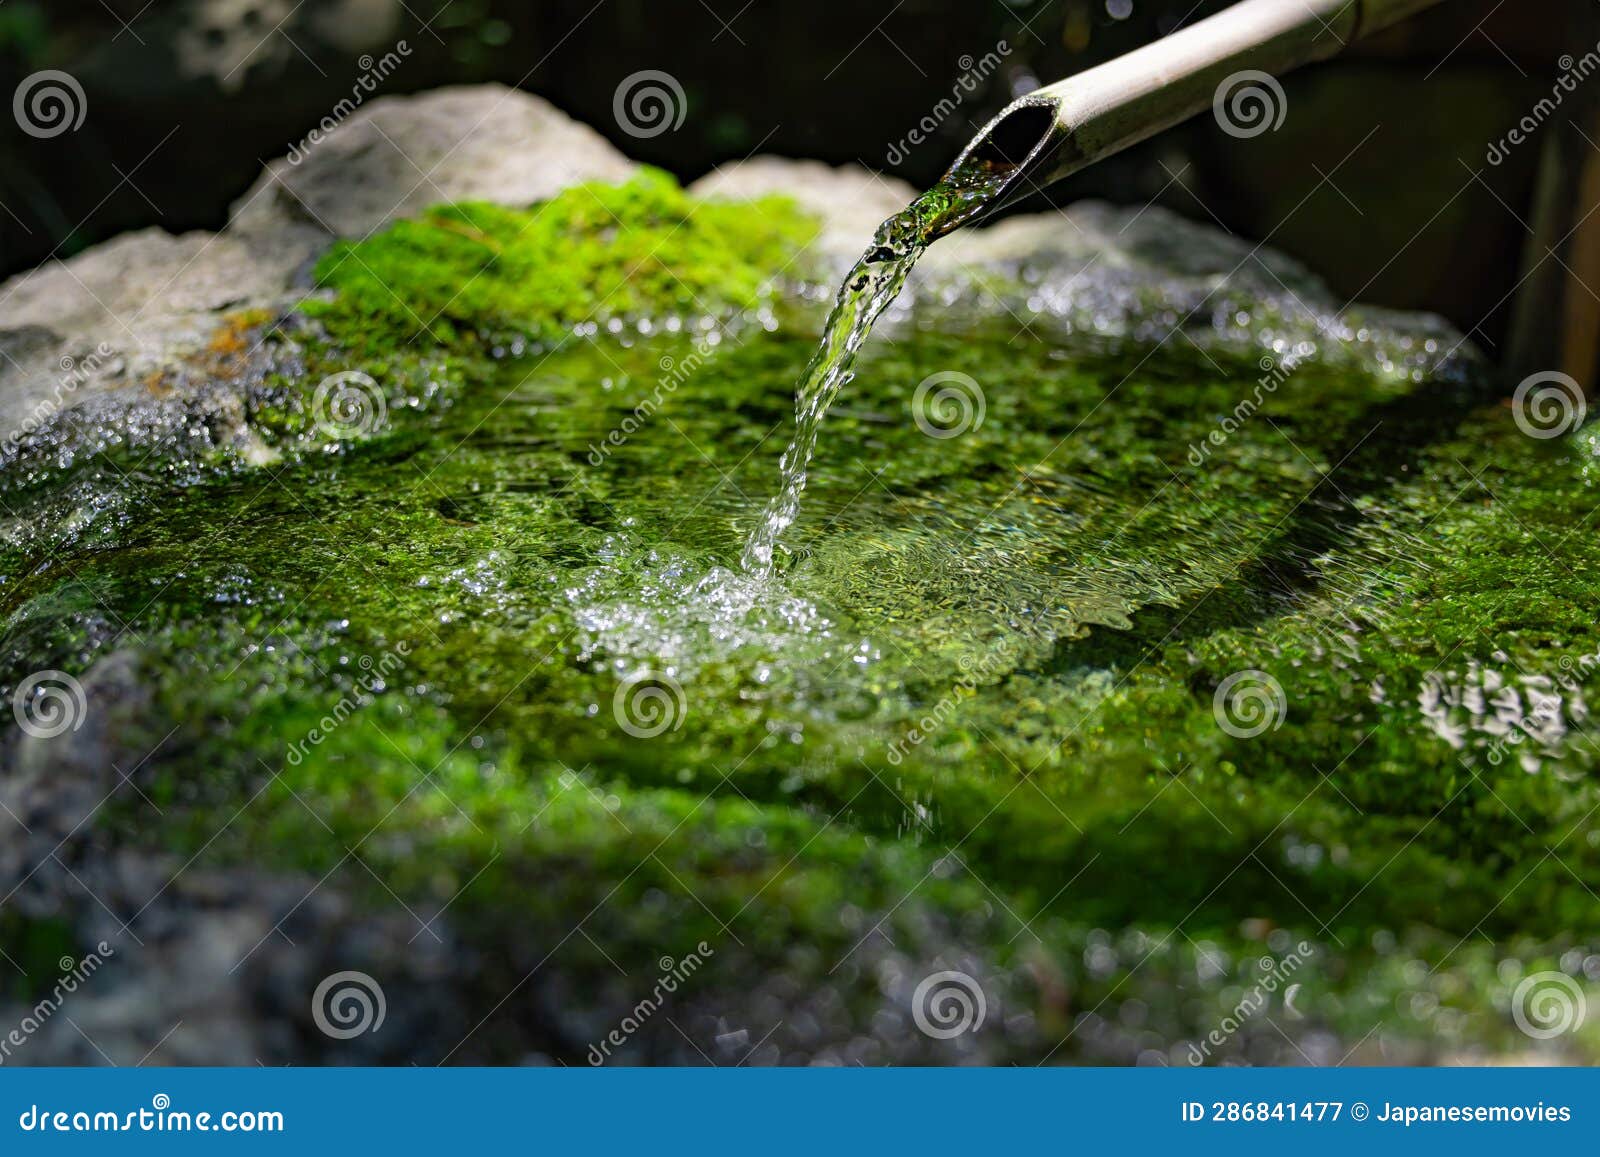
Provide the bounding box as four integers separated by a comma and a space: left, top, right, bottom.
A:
0, 84, 636, 447
694, 160, 1466, 379
231, 85, 637, 241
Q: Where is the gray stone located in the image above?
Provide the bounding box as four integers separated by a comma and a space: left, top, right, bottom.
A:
231, 83, 636, 241
0, 84, 635, 454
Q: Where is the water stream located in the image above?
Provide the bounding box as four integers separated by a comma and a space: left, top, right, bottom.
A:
739, 163, 1015, 573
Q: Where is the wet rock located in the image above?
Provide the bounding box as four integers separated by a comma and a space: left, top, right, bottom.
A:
0, 88, 1503, 1068
694, 156, 1473, 380
0, 84, 634, 460
0, 851, 465, 1066
0, 650, 150, 891
925, 200, 1472, 379
0, 94, 1475, 475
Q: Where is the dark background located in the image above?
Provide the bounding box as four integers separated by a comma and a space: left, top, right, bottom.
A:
0, 0, 1590, 358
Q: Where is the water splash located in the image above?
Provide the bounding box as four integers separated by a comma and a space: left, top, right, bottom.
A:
568, 533, 839, 676
740, 164, 1014, 574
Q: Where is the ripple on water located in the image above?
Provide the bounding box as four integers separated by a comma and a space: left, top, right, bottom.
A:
1419, 658, 1590, 774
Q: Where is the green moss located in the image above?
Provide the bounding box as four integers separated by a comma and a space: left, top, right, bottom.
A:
4, 179, 1596, 1062
306, 169, 817, 356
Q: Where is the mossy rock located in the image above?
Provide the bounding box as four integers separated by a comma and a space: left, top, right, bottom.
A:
306, 169, 817, 356
1, 167, 1595, 1066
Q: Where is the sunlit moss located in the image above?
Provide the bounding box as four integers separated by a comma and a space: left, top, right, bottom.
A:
3, 179, 1597, 1062
306, 168, 817, 356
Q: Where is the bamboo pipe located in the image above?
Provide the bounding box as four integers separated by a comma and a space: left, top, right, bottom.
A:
939, 0, 1448, 233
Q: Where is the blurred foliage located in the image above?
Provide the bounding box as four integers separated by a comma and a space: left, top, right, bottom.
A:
0, 2, 49, 62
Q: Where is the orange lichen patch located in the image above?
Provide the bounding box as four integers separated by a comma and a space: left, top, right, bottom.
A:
205, 308, 275, 360
206, 326, 249, 359
177, 308, 283, 385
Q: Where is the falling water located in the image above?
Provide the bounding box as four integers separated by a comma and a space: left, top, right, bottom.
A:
739, 163, 1015, 574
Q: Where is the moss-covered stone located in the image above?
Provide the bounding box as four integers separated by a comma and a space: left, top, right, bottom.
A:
2, 174, 1595, 1065
306, 169, 816, 356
